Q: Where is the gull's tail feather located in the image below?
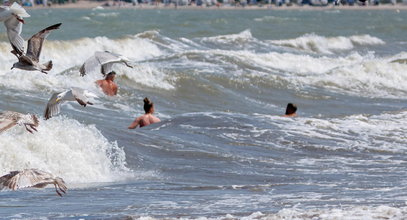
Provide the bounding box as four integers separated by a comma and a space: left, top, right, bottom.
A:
9, 2, 30, 18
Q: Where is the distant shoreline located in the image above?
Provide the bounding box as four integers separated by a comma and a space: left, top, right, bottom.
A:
27, 0, 407, 10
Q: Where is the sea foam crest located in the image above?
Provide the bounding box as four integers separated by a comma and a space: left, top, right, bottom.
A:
212, 49, 407, 98
270, 33, 385, 54
0, 34, 172, 91
201, 29, 253, 45
0, 117, 131, 184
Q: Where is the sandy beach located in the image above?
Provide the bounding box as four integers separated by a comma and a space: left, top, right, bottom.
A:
29, 0, 407, 10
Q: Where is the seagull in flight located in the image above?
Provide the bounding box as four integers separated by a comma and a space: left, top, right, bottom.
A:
80, 51, 133, 77
0, 169, 67, 197
10, 23, 62, 74
44, 87, 97, 120
0, 111, 39, 134
0, 2, 30, 56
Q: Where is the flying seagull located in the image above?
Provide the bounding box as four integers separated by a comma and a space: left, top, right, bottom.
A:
44, 87, 97, 120
0, 111, 39, 134
0, 2, 30, 57
10, 23, 62, 74
79, 51, 133, 77
0, 169, 67, 197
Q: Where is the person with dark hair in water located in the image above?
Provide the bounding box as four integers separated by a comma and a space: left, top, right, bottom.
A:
284, 103, 297, 117
128, 97, 161, 129
96, 71, 118, 96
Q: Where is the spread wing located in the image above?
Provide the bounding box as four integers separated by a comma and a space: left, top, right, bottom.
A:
0, 115, 17, 133
26, 23, 62, 61
79, 54, 100, 76
0, 169, 53, 190
80, 51, 132, 76
44, 92, 63, 120
71, 87, 89, 106
4, 16, 24, 56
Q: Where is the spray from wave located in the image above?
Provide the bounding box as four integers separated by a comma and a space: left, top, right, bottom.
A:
0, 117, 130, 184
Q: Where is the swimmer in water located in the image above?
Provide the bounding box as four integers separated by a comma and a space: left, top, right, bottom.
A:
283, 103, 297, 117
128, 97, 161, 129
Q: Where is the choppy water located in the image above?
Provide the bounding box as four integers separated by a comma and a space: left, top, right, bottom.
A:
0, 8, 407, 219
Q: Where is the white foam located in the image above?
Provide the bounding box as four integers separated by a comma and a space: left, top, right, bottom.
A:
0, 117, 131, 184
259, 111, 407, 153
270, 33, 385, 54
201, 29, 254, 45
0, 35, 170, 92
191, 49, 407, 98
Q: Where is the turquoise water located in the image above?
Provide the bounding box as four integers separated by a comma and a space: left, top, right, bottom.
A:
0, 8, 406, 219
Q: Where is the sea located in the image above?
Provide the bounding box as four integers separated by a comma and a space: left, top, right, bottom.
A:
0, 7, 406, 219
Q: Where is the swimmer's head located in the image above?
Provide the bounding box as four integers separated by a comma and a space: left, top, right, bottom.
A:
143, 97, 154, 114
105, 71, 116, 80
285, 103, 297, 115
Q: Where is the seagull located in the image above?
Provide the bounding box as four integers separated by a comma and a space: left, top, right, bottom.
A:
0, 169, 67, 197
44, 87, 98, 120
79, 51, 133, 77
0, 2, 30, 56
10, 23, 62, 74
0, 111, 39, 134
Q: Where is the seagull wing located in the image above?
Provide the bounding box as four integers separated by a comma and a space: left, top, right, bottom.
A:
0, 112, 18, 133
96, 51, 132, 75
0, 169, 54, 190
79, 55, 100, 76
44, 92, 63, 120
71, 87, 89, 106
26, 23, 62, 61
4, 17, 24, 56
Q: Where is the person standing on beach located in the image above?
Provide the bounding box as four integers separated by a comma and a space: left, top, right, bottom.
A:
283, 103, 297, 117
128, 97, 161, 129
96, 71, 118, 96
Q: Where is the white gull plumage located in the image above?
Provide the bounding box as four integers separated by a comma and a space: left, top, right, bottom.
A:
0, 3, 30, 56
44, 87, 98, 120
0, 169, 67, 197
10, 23, 62, 74
80, 51, 133, 76
0, 111, 39, 134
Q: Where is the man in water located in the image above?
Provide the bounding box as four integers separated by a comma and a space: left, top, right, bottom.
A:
96, 71, 118, 96
284, 103, 297, 117
128, 97, 161, 129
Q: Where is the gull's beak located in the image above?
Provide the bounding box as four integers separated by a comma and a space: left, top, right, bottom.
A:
56, 98, 61, 102
10, 66, 14, 70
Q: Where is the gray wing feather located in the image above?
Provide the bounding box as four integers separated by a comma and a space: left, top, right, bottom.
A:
44, 92, 63, 120
80, 55, 100, 76
0, 169, 54, 190
4, 17, 24, 56
26, 23, 61, 61
80, 51, 131, 76
71, 87, 88, 106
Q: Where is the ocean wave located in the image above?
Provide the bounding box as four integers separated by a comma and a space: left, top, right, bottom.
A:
260, 110, 407, 153
200, 29, 254, 45
0, 34, 173, 91
0, 117, 130, 184
270, 33, 385, 54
